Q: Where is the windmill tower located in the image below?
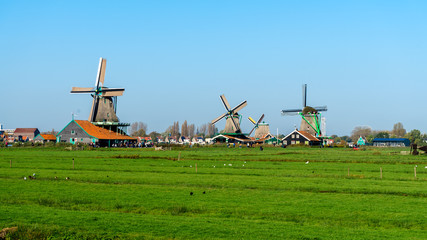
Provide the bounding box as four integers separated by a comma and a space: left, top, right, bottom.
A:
70, 58, 130, 133
281, 84, 327, 137
211, 95, 247, 134
248, 114, 270, 139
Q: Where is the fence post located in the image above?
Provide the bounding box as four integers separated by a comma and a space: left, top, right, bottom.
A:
178, 152, 181, 161
380, 167, 382, 179
347, 167, 350, 177
414, 166, 417, 179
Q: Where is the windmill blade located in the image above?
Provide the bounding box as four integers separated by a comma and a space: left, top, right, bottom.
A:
281, 109, 302, 114
314, 106, 328, 112
71, 87, 95, 93
302, 84, 307, 107
256, 114, 265, 124
88, 96, 98, 122
95, 58, 107, 89
211, 112, 227, 124
102, 88, 125, 97
220, 95, 231, 111
248, 117, 257, 125
281, 111, 300, 116
99, 58, 107, 86
248, 125, 256, 136
231, 100, 247, 114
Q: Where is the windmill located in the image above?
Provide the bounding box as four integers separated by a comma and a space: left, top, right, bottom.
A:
211, 95, 247, 134
71, 58, 129, 133
281, 84, 327, 136
248, 114, 270, 139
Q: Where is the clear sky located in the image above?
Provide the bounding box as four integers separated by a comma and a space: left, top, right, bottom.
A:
1, 1, 427, 136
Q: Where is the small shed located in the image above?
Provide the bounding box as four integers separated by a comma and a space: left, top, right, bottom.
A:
34, 134, 57, 143
372, 138, 410, 147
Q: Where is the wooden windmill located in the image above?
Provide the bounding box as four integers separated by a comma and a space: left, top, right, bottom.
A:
211, 95, 247, 134
281, 84, 327, 136
71, 58, 129, 133
248, 114, 270, 139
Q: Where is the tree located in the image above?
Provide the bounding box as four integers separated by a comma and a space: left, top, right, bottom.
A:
181, 120, 188, 137
130, 122, 148, 136
148, 131, 161, 143
351, 126, 372, 142
405, 129, 427, 145
198, 124, 208, 136
392, 122, 406, 138
188, 124, 195, 138
207, 123, 216, 137
130, 122, 138, 135
375, 131, 390, 139
131, 128, 146, 137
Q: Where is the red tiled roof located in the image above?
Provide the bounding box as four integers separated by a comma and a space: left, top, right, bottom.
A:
74, 120, 135, 140
298, 131, 320, 141
14, 128, 38, 134
40, 134, 56, 141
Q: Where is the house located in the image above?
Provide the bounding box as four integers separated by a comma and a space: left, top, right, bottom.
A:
372, 138, 410, 147
356, 136, 367, 146
178, 136, 190, 144
282, 129, 321, 146
191, 136, 205, 144
165, 136, 177, 143
57, 120, 136, 147
14, 128, 40, 142
34, 134, 57, 143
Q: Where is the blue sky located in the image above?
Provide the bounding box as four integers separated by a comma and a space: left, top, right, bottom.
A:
1, 1, 427, 136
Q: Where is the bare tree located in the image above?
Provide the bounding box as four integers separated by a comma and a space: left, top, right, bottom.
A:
351, 126, 372, 142
188, 124, 195, 138
207, 123, 216, 137
130, 122, 138, 135
198, 124, 207, 136
130, 122, 148, 136
138, 122, 147, 133
181, 120, 188, 137
392, 122, 406, 138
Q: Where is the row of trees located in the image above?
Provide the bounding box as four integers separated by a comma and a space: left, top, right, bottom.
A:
129, 121, 219, 139
332, 122, 427, 145
164, 121, 218, 138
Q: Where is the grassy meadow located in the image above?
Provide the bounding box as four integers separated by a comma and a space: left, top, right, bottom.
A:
0, 145, 426, 239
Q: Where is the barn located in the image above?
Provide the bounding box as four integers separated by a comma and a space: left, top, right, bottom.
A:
57, 120, 136, 147
34, 134, 57, 143
372, 138, 410, 147
14, 128, 40, 142
282, 129, 321, 146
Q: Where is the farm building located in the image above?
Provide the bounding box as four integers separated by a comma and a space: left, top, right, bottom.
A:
57, 120, 136, 147
14, 128, 40, 142
282, 129, 321, 146
372, 138, 410, 147
34, 134, 57, 143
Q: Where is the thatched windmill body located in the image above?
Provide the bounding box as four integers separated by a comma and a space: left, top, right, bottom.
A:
248, 114, 271, 139
70, 58, 129, 133
212, 95, 247, 134
281, 84, 327, 136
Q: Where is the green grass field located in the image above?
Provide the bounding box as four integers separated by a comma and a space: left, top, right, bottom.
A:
1, 146, 426, 239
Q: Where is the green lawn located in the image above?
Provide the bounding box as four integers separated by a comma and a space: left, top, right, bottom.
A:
1, 146, 426, 239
